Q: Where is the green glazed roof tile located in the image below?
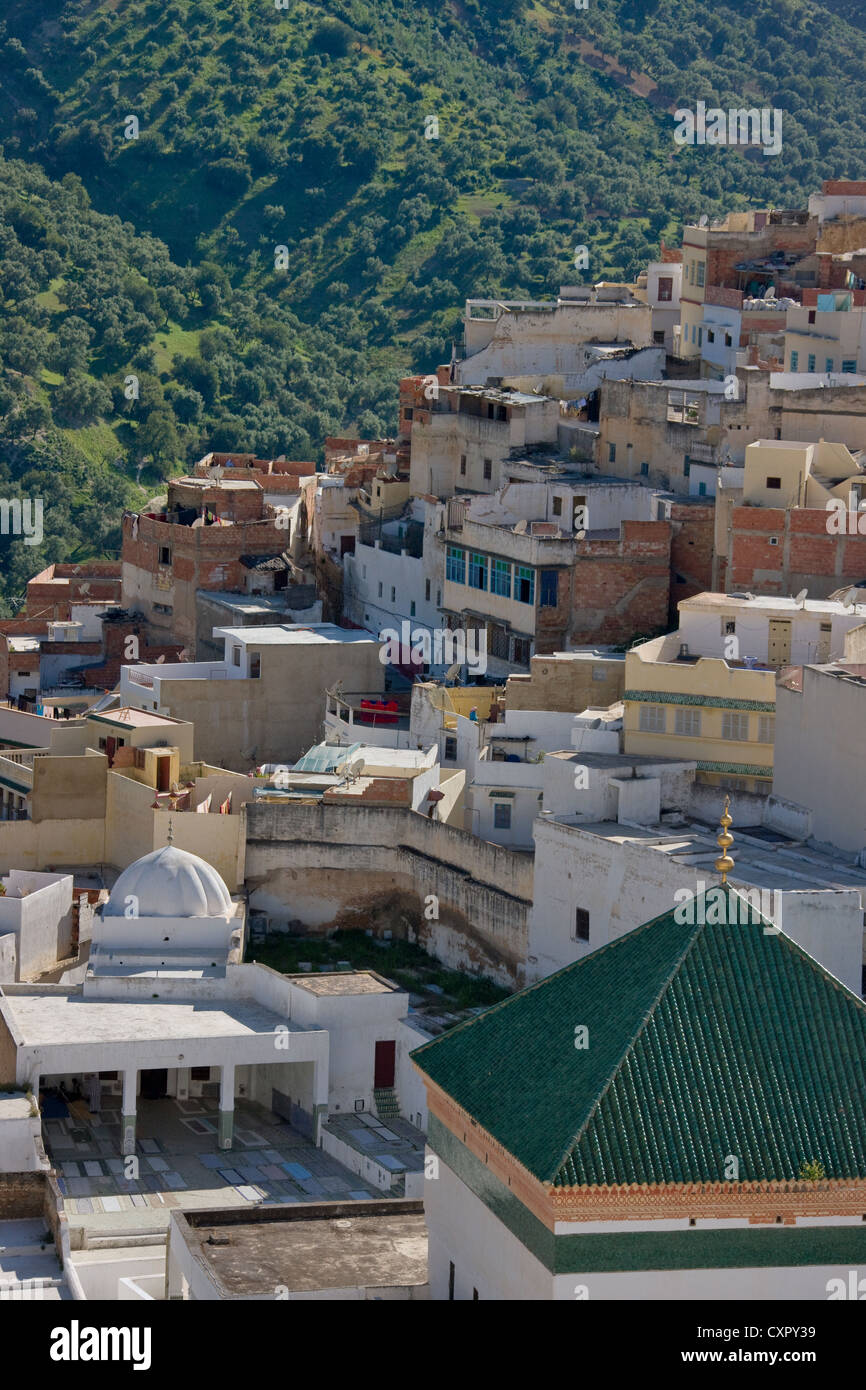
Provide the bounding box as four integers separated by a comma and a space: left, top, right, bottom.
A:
411, 888, 866, 1187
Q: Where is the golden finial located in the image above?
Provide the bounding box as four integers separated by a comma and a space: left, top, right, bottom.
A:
715, 795, 734, 885
167, 817, 174, 846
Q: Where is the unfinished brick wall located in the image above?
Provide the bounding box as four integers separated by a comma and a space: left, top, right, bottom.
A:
728, 506, 866, 597
562, 521, 671, 648
669, 504, 715, 620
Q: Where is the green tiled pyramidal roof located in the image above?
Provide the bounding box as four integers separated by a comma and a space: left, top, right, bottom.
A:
411, 887, 866, 1188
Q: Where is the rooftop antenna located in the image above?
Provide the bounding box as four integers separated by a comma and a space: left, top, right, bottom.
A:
715, 797, 734, 886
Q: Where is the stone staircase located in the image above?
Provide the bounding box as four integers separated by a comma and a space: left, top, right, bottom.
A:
372, 1087, 400, 1121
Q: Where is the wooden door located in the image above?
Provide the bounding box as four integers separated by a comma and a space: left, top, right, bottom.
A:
374, 1040, 396, 1088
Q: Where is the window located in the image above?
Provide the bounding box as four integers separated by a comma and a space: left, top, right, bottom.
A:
410, 600, 416, 617
459, 454, 467, 475
723, 619, 736, 636
698, 481, 707, 496
638, 704, 666, 733
808, 310, 816, 324
573, 908, 590, 942
658, 276, 673, 302
403, 408, 414, 422
449, 1263, 455, 1301
425, 579, 431, 602
98, 737, 107, 751
153, 603, 172, 616
444, 735, 457, 761
724, 333, 733, 348
842, 360, 858, 374
696, 262, 705, 287
640, 461, 649, 476
790, 351, 799, 371
675, 708, 701, 737
826, 358, 834, 373
391, 586, 396, 603
159, 546, 172, 566
512, 637, 530, 666
491, 558, 511, 598
683, 458, 691, 477
436, 589, 441, 607
552, 496, 562, 517
493, 802, 512, 830
722, 712, 750, 741
377, 581, 383, 598
515, 566, 535, 604
808, 355, 816, 372
766, 477, 781, 489
249, 653, 261, 679
608, 443, 616, 464
483, 458, 492, 481
540, 570, 558, 608
446, 546, 465, 584
232, 646, 241, 667
653, 330, 665, 344
468, 553, 488, 590
362, 565, 367, 580
758, 715, 775, 743
707, 329, 715, 344
698, 327, 703, 347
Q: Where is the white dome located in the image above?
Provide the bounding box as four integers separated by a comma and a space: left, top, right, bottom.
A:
104, 846, 232, 919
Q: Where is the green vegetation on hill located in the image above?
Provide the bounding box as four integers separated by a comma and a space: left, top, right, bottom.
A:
0, 0, 863, 600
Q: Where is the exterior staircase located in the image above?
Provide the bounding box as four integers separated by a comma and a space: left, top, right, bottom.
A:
372, 1087, 400, 1121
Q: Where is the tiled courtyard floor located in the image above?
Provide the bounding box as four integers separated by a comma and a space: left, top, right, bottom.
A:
44, 1096, 390, 1226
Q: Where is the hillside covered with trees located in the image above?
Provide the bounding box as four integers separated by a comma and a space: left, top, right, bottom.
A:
0, 0, 864, 600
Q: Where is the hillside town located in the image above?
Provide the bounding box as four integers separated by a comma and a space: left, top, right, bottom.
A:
2, 179, 866, 1306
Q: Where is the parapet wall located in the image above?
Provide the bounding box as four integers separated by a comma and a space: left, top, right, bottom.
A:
245, 802, 533, 987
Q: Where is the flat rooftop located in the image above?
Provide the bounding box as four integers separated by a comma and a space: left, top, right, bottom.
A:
549, 815, 866, 895
1, 991, 303, 1046
683, 593, 866, 616
285, 971, 397, 996
87, 707, 185, 728
214, 624, 376, 646
177, 1200, 427, 1295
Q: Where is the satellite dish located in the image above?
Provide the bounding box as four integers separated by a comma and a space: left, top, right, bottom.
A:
843, 586, 863, 609
764, 284, 775, 299
699, 214, 709, 228
794, 588, 808, 605
353, 759, 366, 778
444, 661, 462, 683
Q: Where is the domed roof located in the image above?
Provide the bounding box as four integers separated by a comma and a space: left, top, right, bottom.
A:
104, 846, 233, 919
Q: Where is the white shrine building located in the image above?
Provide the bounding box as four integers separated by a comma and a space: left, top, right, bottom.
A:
0, 845, 428, 1157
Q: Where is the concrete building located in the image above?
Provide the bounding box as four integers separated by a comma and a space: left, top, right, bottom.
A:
166, 1200, 428, 1300
529, 769, 865, 993
455, 289, 663, 400
714, 438, 866, 596
408, 384, 560, 500
785, 290, 866, 376
23, 563, 122, 623
441, 479, 673, 674
0, 870, 73, 982
119, 624, 384, 771
637, 260, 683, 353
412, 882, 866, 1299
774, 660, 866, 855
504, 649, 625, 713
0, 703, 250, 889
623, 592, 866, 794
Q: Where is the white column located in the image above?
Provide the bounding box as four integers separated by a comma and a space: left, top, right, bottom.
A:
121, 1069, 137, 1158
218, 1063, 235, 1150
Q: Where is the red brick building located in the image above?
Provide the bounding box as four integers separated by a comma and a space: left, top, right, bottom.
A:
121, 477, 291, 650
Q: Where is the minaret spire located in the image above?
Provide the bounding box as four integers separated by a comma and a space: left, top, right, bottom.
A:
715, 796, 734, 885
